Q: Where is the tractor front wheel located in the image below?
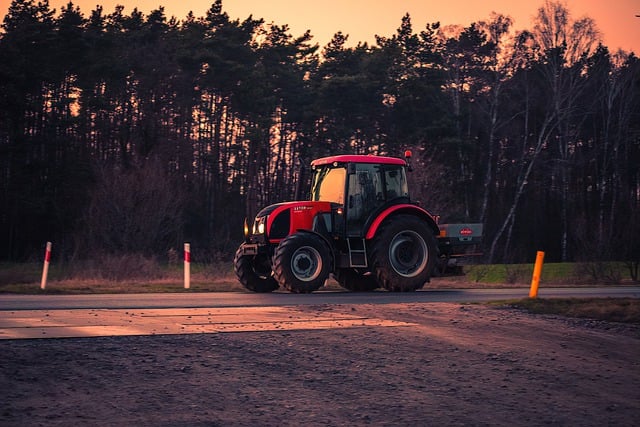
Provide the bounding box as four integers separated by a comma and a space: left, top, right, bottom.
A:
272, 233, 331, 293
370, 214, 437, 292
233, 246, 279, 293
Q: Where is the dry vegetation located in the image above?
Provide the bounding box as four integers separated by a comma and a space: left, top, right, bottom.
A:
0, 257, 242, 294
500, 298, 640, 324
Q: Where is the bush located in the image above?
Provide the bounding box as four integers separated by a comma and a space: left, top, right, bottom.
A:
0, 263, 41, 285
573, 261, 623, 285
504, 263, 530, 284
61, 253, 166, 282
76, 159, 185, 257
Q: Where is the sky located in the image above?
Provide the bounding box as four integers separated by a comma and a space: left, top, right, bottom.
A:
1, 0, 639, 53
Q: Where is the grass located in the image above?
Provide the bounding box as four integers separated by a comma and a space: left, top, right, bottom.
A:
464, 262, 630, 285
464, 262, 569, 283
0, 260, 243, 294
0, 278, 244, 294
1, 260, 636, 294
494, 298, 640, 324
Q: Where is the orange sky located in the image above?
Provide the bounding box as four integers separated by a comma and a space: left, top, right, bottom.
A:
1, 0, 639, 53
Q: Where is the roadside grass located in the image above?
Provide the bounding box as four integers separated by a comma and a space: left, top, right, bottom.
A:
0, 278, 244, 294
1, 259, 636, 295
464, 262, 631, 285
464, 262, 574, 284
493, 298, 640, 324
0, 260, 242, 294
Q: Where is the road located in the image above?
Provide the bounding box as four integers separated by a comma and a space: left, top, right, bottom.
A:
1, 286, 638, 340
2, 287, 639, 425
1, 286, 638, 310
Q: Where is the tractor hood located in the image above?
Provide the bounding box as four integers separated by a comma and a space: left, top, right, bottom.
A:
256, 200, 333, 218
253, 200, 335, 242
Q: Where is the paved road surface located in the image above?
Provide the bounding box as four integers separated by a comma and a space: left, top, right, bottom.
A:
1, 287, 638, 340
1, 286, 638, 310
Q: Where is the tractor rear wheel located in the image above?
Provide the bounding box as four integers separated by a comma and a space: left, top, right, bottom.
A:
272, 233, 331, 293
369, 214, 436, 292
335, 269, 379, 292
233, 246, 279, 293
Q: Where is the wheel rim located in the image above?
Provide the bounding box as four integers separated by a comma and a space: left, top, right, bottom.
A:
290, 246, 322, 281
388, 230, 428, 277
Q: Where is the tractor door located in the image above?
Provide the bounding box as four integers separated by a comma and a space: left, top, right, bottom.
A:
346, 163, 409, 236
346, 163, 383, 236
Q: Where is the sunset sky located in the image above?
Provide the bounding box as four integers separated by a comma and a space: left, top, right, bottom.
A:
1, 0, 639, 53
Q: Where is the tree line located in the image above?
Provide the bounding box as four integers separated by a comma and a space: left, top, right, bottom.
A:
1, 0, 638, 269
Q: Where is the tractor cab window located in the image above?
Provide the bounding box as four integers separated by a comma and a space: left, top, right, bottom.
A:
384, 167, 409, 200
311, 165, 346, 204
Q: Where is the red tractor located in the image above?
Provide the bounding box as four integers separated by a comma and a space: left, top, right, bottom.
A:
234, 151, 444, 293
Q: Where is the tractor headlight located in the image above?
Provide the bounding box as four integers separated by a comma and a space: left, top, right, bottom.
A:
253, 216, 267, 235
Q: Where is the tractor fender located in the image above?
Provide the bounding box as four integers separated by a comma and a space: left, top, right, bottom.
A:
365, 204, 439, 239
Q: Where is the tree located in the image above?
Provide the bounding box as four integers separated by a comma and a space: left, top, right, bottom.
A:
0, 0, 638, 268
377, 16, 450, 154
0, 0, 59, 259
439, 22, 496, 219
474, 13, 515, 224
530, 0, 600, 261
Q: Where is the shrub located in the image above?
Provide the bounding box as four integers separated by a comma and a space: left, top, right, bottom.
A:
61, 253, 166, 282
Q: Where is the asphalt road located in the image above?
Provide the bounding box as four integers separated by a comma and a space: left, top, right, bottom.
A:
1, 286, 639, 340
1, 286, 638, 310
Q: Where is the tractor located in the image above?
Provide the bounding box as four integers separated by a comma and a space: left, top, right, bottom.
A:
233, 151, 443, 293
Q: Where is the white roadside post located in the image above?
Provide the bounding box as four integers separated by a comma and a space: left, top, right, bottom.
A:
184, 243, 191, 289
40, 241, 52, 290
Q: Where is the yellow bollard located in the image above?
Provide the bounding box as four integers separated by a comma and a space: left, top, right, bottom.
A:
529, 251, 545, 298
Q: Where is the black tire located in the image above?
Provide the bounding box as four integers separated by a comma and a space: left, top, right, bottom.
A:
335, 269, 379, 292
272, 233, 332, 293
369, 214, 437, 292
233, 246, 279, 293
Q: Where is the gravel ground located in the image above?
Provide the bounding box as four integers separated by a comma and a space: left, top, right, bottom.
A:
1, 302, 639, 426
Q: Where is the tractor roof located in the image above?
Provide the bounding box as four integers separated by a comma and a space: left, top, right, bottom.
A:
311, 154, 406, 167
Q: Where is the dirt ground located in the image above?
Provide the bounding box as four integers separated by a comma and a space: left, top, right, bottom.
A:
1, 302, 639, 426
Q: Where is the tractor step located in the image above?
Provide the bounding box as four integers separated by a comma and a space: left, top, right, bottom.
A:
347, 238, 368, 268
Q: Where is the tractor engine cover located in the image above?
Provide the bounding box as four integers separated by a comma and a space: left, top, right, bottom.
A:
248, 201, 334, 245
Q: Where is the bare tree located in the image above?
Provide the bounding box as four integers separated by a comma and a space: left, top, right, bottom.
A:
488, 113, 558, 262
530, 0, 600, 260
476, 13, 517, 224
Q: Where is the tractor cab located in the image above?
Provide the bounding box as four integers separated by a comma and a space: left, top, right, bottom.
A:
310, 155, 410, 237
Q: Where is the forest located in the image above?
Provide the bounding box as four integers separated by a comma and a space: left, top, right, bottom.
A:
0, 0, 638, 270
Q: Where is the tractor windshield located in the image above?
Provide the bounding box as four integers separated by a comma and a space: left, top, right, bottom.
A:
311, 165, 346, 204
